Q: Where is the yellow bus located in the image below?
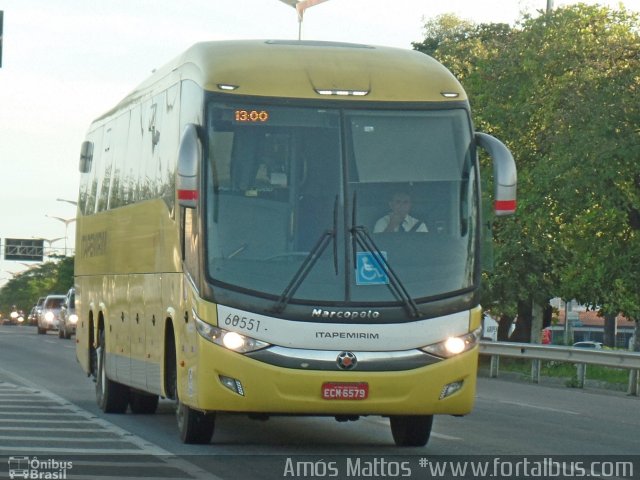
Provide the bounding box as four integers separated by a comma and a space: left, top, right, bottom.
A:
75, 40, 516, 446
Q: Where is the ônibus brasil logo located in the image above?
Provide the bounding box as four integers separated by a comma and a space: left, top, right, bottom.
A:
8, 456, 72, 479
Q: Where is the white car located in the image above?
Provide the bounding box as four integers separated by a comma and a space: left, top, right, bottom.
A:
572, 341, 603, 349
58, 288, 78, 339
37, 294, 66, 334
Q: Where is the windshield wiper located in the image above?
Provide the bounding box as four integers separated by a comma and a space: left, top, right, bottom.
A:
350, 192, 420, 318
272, 196, 339, 313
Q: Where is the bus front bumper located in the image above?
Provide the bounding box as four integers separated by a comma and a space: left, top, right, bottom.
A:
178, 341, 478, 417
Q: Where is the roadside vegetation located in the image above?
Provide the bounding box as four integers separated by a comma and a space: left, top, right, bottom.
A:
0, 256, 73, 318
414, 4, 640, 348
478, 356, 630, 389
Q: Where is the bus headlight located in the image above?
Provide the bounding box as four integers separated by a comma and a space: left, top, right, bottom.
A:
421, 327, 481, 358
195, 316, 270, 353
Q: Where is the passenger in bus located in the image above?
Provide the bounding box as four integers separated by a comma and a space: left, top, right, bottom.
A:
373, 192, 428, 233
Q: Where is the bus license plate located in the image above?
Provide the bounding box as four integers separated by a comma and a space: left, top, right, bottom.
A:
322, 382, 368, 400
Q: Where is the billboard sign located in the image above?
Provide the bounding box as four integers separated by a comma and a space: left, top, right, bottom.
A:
3, 238, 44, 261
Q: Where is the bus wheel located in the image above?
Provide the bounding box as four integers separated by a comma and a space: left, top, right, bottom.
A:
95, 331, 129, 413
389, 415, 433, 447
129, 391, 159, 414
176, 397, 215, 444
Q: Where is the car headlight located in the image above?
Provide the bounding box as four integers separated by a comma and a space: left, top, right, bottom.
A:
421, 327, 482, 358
44, 311, 55, 322
69, 314, 79, 324
195, 316, 269, 353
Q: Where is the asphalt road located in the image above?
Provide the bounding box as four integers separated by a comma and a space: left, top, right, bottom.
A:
0, 325, 638, 479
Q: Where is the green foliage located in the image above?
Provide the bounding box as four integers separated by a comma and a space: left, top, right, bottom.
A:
415, 5, 640, 334
487, 357, 629, 386
0, 256, 74, 314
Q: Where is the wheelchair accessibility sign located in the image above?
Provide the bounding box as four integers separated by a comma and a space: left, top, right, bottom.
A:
356, 251, 389, 285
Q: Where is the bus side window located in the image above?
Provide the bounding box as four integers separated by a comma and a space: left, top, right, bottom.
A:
107, 112, 132, 209
95, 125, 113, 213
80, 126, 104, 215
124, 105, 143, 205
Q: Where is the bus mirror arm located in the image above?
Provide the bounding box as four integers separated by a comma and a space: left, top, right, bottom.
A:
177, 124, 202, 209
475, 132, 517, 216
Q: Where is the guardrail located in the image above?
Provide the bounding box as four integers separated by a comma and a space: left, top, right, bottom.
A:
478, 341, 640, 396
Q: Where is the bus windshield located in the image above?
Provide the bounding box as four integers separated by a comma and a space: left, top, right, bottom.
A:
204, 102, 478, 305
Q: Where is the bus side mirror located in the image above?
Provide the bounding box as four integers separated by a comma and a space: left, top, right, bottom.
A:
177, 124, 201, 209
475, 132, 517, 216
79, 141, 94, 173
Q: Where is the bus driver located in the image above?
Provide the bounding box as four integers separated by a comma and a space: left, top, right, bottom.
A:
373, 192, 428, 233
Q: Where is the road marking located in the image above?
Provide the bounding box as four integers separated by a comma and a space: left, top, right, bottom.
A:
0, 368, 220, 480
495, 399, 580, 415
0, 427, 107, 432
430, 432, 463, 441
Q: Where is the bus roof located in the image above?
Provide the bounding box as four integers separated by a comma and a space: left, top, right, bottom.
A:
115, 40, 467, 110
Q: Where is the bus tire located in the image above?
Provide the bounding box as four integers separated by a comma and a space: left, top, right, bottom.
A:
95, 331, 129, 413
389, 415, 433, 447
129, 391, 159, 414
164, 322, 215, 443
176, 398, 215, 444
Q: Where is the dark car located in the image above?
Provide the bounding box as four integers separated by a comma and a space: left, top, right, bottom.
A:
58, 288, 77, 339
31, 297, 46, 326
28, 306, 39, 325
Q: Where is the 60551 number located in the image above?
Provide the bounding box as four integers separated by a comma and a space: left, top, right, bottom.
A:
224, 314, 262, 332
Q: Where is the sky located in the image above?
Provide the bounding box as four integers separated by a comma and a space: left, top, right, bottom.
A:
1, 0, 639, 285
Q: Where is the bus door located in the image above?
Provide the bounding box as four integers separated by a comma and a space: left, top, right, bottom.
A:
207, 107, 341, 262
205, 104, 344, 303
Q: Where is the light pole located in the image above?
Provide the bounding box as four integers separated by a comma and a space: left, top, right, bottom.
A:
18, 262, 38, 270
45, 215, 75, 256
0, 275, 13, 289
1, 271, 19, 285
56, 198, 78, 206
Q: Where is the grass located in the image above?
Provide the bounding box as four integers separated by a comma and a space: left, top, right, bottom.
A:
479, 356, 630, 387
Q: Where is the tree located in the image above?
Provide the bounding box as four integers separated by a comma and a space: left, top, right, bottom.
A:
503, 5, 640, 346
414, 5, 640, 347
415, 14, 557, 340
0, 256, 74, 315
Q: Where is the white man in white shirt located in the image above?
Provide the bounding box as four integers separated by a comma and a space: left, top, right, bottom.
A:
373, 191, 428, 233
